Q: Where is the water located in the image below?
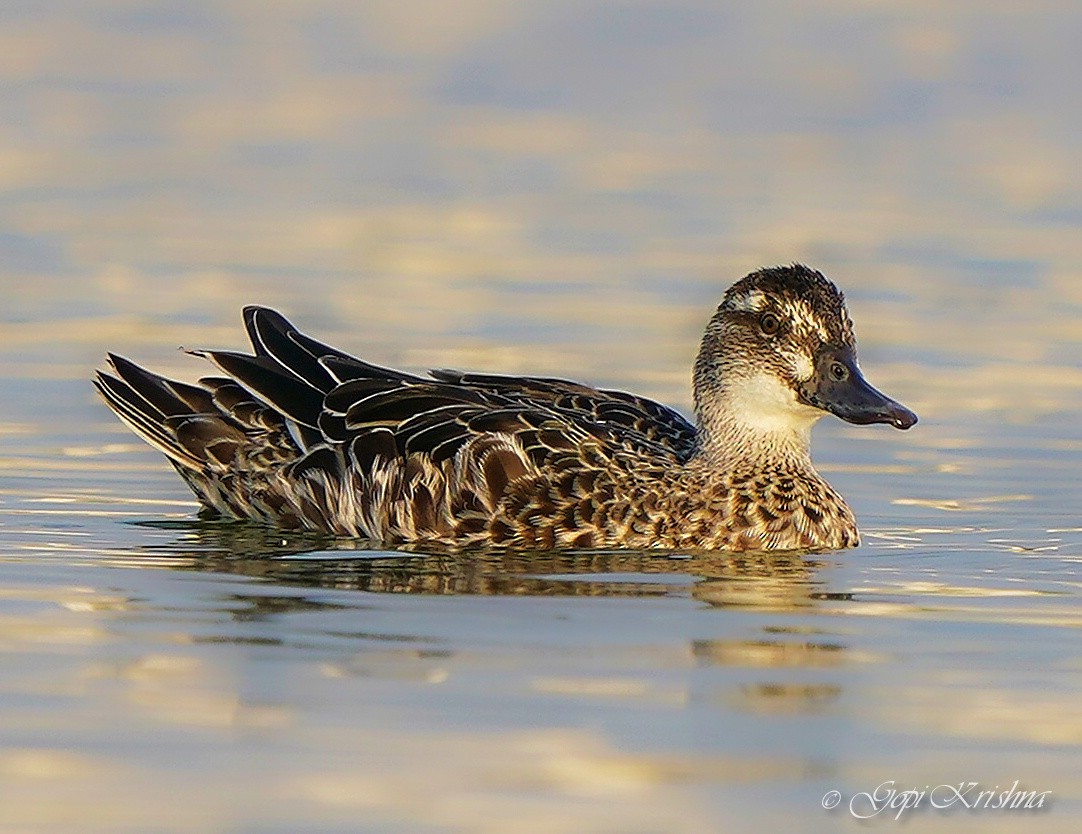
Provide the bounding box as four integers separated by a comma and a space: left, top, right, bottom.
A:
2, 2, 1081, 832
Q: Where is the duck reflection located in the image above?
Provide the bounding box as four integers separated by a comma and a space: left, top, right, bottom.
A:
136, 520, 833, 610
132, 521, 858, 712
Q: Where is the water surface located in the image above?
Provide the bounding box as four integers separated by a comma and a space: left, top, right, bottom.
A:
2, 2, 1081, 832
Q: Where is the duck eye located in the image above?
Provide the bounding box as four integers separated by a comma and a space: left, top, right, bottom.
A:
759, 312, 780, 335
829, 361, 849, 382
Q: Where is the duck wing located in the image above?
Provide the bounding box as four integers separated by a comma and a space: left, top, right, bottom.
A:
203, 306, 698, 467
428, 369, 698, 461
96, 308, 697, 515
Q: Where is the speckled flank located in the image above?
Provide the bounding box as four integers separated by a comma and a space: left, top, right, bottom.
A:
94, 265, 912, 552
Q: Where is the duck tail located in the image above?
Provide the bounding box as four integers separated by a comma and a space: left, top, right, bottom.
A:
94, 353, 251, 474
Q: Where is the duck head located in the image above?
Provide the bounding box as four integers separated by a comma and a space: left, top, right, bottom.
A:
694, 265, 916, 454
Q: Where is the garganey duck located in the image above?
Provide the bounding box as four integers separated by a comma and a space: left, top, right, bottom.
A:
95, 265, 916, 551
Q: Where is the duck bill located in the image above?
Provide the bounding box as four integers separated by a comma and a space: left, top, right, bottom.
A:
803, 347, 917, 430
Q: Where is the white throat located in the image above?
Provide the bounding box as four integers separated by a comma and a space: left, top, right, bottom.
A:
698, 372, 823, 467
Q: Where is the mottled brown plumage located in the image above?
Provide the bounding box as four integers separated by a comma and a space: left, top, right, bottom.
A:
94, 265, 916, 552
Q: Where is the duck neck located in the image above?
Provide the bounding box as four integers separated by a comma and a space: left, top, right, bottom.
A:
692, 381, 822, 474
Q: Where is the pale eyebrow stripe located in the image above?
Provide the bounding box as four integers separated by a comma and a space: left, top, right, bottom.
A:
728, 290, 767, 313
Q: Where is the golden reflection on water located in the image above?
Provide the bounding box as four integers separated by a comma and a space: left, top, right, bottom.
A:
4, 1, 1082, 830
3, 519, 1082, 832
0, 571, 836, 833
122, 519, 824, 604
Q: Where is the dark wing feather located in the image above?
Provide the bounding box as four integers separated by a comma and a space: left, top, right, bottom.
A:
425, 369, 697, 460
343, 386, 494, 429
321, 355, 426, 385
316, 376, 692, 476
243, 306, 339, 392
165, 414, 247, 468
430, 369, 598, 396
98, 307, 697, 513
348, 428, 399, 471
95, 349, 310, 479
324, 378, 409, 414
602, 389, 697, 451
399, 413, 477, 459
194, 349, 324, 429
235, 312, 696, 464
94, 370, 203, 470
106, 353, 214, 417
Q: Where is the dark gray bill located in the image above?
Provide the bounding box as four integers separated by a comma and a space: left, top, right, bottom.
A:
800, 346, 917, 430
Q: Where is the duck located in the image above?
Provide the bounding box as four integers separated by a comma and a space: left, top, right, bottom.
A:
94, 264, 916, 552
